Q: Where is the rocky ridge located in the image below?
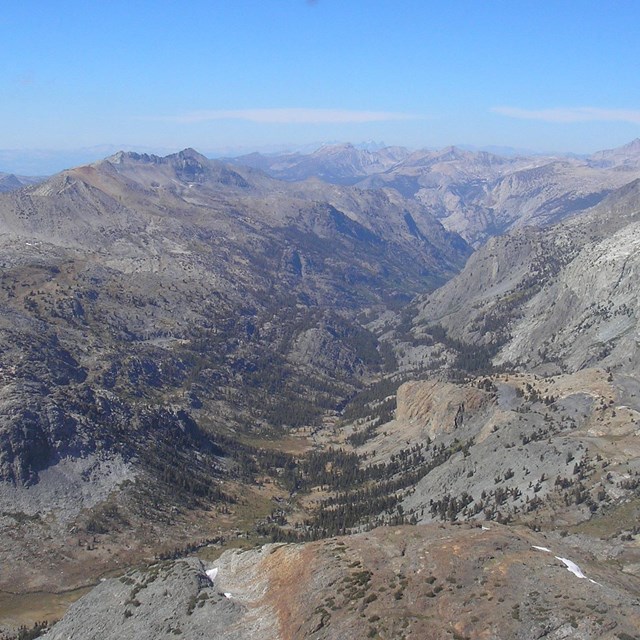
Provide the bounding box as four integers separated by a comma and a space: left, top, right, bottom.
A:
43, 524, 640, 640
226, 143, 410, 185
231, 141, 640, 246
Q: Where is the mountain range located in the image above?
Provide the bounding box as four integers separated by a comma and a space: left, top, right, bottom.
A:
1, 141, 640, 639
0, 148, 469, 619
231, 140, 640, 246
0, 172, 43, 193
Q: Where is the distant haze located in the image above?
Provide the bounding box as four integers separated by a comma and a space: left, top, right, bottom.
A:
0, 139, 610, 176
2, 1, 640, 164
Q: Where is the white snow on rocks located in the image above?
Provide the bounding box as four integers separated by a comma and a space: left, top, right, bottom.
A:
206, 567, 218, 582
555, 556, 586, 579
531, 546, 600, 584
555, 557, 600, 584
205, 567, 235, 596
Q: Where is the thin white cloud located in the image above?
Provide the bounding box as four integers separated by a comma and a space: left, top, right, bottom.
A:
492, 106, 640, 124
155, 108, 418, 124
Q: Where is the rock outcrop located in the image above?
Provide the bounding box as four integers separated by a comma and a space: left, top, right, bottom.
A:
44, 524, 640, 640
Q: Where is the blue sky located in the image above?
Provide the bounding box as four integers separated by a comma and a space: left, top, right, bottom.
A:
2, 1, 640, 171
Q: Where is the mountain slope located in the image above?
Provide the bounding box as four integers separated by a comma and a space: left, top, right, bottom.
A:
358, 147, 640, 246
4, 146, 640, 637
391, 178, 640, 377
0, 149, 472, 608
0, 148, 470, 482
227, 143, 410, 185
229, 141, 640, 247
0, 172, 44, 193
42, 524, 640, 640
588, 137, 640, 169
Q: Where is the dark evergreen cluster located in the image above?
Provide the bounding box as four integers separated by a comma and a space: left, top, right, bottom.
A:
257, 438, 474, 541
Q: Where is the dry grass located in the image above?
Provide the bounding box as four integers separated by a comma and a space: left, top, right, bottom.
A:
0, 585, 91, 631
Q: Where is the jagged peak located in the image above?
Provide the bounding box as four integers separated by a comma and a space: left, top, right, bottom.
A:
104, 150, 159, 165
169, 148, 211, 164
101, 148, 211, 168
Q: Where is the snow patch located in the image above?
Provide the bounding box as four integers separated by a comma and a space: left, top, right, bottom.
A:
555, 556, 586, 578
205, 568, 218, 582
532, 547, 600, 584
555, 556, 599, 583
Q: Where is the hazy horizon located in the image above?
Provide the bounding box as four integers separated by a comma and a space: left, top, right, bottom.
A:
3, 1, 640, 173
3, 137, 637, 176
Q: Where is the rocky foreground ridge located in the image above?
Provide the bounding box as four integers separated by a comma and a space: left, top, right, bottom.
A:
44, 524, 640, 640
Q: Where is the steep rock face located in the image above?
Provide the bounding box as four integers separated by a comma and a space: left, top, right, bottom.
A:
394, 179, 640, 376
497, 219, 640, 371
394, 379, 492, 440
411, 225, 578, 342
44, 524, 640, 640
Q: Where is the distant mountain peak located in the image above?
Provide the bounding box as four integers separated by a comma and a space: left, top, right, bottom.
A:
104, 150, 157, 165
105, 148, 211, 166
621, 137, 640, 151
588, 137, 640, 168
171, 148, 210, 163
97, 148, 218, 185
165, 149, 212, 180
316, 142, 356, 155
0, 173, 24, 193
593, 137, 640, 156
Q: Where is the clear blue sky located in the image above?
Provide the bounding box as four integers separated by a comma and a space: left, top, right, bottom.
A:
2, 0, 640, 171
